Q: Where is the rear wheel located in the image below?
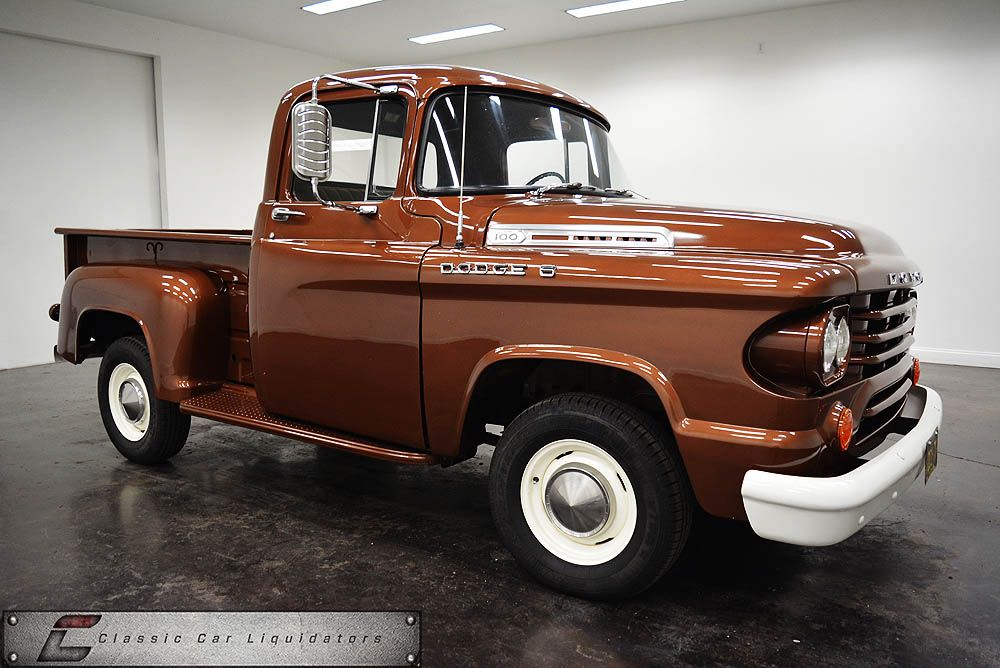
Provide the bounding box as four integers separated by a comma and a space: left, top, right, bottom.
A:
98, 337, 190, 465
489, 393, 692, 599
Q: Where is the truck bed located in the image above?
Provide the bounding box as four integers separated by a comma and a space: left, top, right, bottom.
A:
56, 227, 254, 385
56, 227, 251, 274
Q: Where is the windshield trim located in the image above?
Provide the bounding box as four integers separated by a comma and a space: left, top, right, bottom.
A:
413, 87, 612, 197
417, 184, 635, 198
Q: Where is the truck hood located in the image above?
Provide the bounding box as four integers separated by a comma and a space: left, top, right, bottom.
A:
487, 197, 920, 292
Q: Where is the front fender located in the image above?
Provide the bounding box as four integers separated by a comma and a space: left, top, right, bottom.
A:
58, 265, 227, 402
463, 344, 688, 435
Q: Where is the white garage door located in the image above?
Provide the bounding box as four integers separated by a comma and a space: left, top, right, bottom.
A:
0, 32, 160, 370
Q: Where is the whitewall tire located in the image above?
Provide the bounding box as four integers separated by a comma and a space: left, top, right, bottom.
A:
490, 393, 693, 599
98, 337, 190, 465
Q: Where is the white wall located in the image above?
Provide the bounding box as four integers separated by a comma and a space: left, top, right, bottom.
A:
1, 32, 160, 370
450, 0, 1000, 367
0, 0, 352, 231
0, 0, 351, 369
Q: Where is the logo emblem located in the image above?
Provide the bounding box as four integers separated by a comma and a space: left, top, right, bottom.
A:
888, 271, 922, 286
38, 615, 101, 662
440, 262, 526, 276
440, 263, 557, 278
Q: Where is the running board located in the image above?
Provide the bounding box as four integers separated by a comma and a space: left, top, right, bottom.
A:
180, 386, 437, 465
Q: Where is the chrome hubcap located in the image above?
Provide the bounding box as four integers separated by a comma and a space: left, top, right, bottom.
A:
544, 468, 611, 537
119, 379, 146, 422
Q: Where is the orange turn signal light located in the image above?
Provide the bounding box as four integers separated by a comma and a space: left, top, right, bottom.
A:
912, 357, 921, 386
837, 407, 854, 452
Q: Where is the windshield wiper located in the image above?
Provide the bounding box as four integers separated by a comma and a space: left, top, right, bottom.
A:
528, 182, 644, 199
528, 182, 595, 198
604, 188, 645, 199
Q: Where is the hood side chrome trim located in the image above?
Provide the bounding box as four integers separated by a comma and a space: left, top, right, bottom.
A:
486, 223, 674, 250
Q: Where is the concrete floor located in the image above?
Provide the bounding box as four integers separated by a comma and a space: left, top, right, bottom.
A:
1, 360, 997, 667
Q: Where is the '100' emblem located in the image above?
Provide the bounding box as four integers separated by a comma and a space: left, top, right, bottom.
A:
441, 263, 557, 278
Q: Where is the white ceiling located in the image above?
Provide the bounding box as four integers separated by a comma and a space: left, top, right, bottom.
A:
77, 0, 847, 64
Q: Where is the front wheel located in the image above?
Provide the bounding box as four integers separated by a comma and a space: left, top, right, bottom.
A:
489, 393, 693, 599
98, 337, 190, 465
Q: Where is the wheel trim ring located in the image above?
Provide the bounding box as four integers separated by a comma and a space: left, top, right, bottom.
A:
108, 362, 150, 442
520, 439, 638, 566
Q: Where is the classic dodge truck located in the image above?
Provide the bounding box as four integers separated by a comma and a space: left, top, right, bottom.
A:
53, 66, 942, 599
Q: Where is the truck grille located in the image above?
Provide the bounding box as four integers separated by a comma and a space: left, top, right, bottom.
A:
849, 289, 917, 443
849, 289, 917, 379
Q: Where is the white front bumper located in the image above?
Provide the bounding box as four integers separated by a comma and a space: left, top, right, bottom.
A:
741, 386, 943, 546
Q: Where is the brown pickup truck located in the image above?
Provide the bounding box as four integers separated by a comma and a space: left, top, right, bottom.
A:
53, 66, 943, 599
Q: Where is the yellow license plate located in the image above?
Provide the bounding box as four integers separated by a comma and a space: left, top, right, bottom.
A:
924, 429, 939, 483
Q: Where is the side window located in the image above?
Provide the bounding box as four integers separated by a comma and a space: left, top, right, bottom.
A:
292, 97, 407, 202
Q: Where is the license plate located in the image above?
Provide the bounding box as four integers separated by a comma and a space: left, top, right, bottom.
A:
924, 429, 939, 483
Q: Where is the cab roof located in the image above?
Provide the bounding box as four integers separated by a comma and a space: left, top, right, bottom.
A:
283, 65, 609, 128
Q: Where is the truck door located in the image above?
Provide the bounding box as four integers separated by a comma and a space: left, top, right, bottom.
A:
250, 91, 431, 449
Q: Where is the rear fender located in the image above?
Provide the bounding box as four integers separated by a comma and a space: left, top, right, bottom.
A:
57, 265, 227, 402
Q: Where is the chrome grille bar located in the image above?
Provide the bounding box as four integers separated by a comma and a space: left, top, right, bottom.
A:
851, 293, 917, 320
851, 334, 915, 365
849, 288, 917, 380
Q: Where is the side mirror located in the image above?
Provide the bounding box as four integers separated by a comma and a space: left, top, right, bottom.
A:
291, 100, 332, 182
288, 74, 381, 216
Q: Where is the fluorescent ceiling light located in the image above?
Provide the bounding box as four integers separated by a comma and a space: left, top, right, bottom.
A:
567, 0, 685, 18
301, 0, 382, 16
409, 24, 504, 45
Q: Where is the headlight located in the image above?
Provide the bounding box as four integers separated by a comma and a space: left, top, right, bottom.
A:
748, 304, 852, 391
823, 314, 851, 374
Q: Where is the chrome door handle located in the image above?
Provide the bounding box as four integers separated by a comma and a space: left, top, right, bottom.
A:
271, 207, 307, 222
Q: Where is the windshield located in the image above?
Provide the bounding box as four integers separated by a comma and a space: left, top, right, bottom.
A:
418, 91, 627, 194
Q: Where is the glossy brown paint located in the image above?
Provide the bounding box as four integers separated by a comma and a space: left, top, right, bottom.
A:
250, 80, 440, 447
55, 66, 925, 520
55, 230, 250, 401
57, 264, 228, 402
417, 242, 916, 517
749, 306, 850, 392
250, 200, 435, 448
